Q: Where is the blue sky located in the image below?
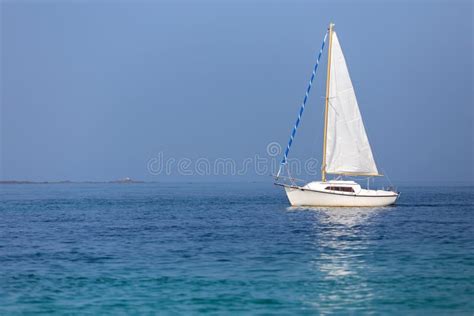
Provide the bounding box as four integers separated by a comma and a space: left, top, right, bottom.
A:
1, 0, 472, 183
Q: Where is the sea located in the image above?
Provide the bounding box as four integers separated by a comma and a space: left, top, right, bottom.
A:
0, 183, 473, 314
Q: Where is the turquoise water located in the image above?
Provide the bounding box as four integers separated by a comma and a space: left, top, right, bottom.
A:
1, 183, 473, 314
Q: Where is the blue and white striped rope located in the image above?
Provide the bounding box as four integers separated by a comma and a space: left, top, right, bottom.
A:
276, 30, 328, 178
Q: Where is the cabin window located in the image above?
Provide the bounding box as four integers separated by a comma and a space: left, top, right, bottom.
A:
325, 186, 354, 193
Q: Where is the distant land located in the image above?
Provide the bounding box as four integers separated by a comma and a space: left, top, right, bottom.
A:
0, 177, 145, 184
0, 178, 472, 186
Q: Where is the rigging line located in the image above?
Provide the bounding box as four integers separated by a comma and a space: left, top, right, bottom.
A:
276, 30, 329, 178
382, 168, 395, 188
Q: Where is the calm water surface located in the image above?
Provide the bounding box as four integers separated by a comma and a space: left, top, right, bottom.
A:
0, 183, 473, 314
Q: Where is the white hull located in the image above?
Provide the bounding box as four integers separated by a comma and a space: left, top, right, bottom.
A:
284, 185, 398, 207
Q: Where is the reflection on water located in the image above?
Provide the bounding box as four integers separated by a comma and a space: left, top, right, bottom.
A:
316, 208, 387, 278
314, 208, 385, 278
288, 207, 392, 311
288, 206, 389, 227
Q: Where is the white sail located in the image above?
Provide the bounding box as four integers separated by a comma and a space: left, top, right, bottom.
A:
325, 32, 379, 175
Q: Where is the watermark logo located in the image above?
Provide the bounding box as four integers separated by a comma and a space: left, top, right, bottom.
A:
266, 141, 281, 157
147, 141, 319, 177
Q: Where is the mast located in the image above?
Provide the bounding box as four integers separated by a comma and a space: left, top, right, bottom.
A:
321, 22, 334, 182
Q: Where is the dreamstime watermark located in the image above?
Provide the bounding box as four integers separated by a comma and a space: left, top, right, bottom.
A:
147, 142, 319, 177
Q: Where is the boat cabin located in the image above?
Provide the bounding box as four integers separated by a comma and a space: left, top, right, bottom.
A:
303, 180, 361, 194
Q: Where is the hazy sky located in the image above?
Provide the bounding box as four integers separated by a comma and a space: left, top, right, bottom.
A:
1, 0, 473, 183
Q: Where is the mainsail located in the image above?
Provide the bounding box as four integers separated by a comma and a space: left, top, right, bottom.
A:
325, 31, 379, 175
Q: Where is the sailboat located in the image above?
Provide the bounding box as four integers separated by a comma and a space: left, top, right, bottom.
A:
275, 23, 399, 207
